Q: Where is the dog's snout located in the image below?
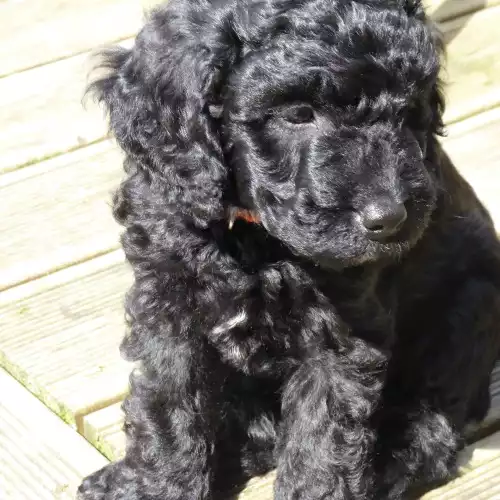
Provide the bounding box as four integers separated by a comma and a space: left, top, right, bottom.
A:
358, 200, 407, 241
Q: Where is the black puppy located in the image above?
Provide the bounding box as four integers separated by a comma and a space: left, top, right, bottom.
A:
79, 0, 500, 498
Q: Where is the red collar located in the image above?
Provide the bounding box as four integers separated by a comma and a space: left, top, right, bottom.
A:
227, 207, 261, 229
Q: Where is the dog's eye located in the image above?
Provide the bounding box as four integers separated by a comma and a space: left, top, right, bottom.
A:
280, 105, 315, 124
336, 93, 361, 108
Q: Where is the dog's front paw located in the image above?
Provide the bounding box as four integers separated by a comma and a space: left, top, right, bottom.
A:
78, 461, 134, 500
375, 412, 459, 499
274, 471, 363, 500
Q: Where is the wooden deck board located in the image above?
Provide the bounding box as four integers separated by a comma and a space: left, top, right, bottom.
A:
0, 0, 164, 174
0, 369, 108, 500
83, 403, 126, 460
0, 53, 110, 174
425, 0, 500, 21
442, 107, 500, 228
0, 252, 132, 427
0, 0, 147, 78
0, 140, 122, 290
442, 6, 500, 123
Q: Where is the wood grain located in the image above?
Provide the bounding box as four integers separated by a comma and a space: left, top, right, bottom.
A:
0, 252, 132, 427
0, 0, 150, 77
83, 403, 126, 460
442, 6, 500, 123
0, 54, 111, 173
442, 106, 500, 228
426, 0, 500, 21
0, 368, 108, 500
0, 140, 122, 290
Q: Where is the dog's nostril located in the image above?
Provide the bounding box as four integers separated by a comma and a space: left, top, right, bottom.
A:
360, 200, 407, 241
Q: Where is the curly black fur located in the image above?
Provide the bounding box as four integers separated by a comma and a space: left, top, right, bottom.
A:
78, 0, 500, 498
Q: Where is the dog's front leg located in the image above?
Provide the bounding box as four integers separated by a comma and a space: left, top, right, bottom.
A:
78, 340, 223, 500
274, 341, 386, 500
374, 275, 500, 499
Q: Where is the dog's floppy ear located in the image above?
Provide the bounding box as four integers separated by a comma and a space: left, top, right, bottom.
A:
399, 0, 446, 140
88, 3, 239, 227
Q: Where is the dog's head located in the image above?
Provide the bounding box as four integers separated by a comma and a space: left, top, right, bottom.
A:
92, 0, 443, 268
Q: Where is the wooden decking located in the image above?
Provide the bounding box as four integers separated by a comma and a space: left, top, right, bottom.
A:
1, 0, 500, 498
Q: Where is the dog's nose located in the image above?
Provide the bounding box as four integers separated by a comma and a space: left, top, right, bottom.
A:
359, 200, 407, 241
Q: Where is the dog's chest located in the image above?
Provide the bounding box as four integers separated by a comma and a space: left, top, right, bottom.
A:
279, 266, 397, 351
